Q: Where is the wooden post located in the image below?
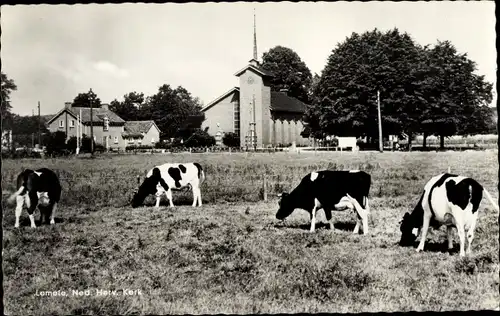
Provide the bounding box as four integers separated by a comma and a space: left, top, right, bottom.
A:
377, 90, 383, 153
263, 174, 268, 202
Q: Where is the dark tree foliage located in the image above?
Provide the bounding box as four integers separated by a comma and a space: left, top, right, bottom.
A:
222, 132, 240, 147
72, 90, 102, 108
1, 72, 18, 130
109, 91, 144, 121
183, 129, 215, 148
261, 46, 313, 103
143, 84, 205, 140
306, 29, 493, 149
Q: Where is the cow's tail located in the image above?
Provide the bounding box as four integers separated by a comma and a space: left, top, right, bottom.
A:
7, 186, 25, 205
199, 169, 206, 185
483, 188, 500, 213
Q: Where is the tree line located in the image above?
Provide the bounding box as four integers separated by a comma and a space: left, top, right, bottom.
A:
258, 28, 495, 149
2, 27, 496, 150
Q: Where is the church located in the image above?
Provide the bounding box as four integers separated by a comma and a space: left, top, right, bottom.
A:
201, 15, 311, 148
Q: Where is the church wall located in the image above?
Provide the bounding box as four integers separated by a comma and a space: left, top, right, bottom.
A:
201, 92, 238, 138
260, 78, 272, 147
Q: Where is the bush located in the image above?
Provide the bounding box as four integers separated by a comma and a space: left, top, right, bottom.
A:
126, 145, 154, 151
222, 132, 240, 147
184, 129, 216, 148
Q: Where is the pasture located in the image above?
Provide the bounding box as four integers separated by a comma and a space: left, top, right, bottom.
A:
2, 150, 499, 314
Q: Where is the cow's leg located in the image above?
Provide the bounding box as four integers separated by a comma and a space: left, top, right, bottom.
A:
446, 226, 454, 250
324, 209, 334, 231
197, 187, 203, 207
166, 189, 174, 207
310, 205, 319, 233
465, 213, 478, 255
154, 192, 161, 208
416, 213, 431, 252
192, 186, 199, 207
25, 193, 37, 228
50, 202, 57, 225
353, 211, 361, 234
345, 194, 368, 235
14, 195, 25, 228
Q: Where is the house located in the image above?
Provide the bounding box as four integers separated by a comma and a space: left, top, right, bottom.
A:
201, 17, 311, 148
46, 102, 159, 150
2, 129, 12, 150
122, 120, 161, 147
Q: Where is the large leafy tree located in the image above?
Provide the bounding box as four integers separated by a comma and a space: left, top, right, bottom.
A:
143, 84, 205, 140
1, 72, 18, 130
308, 28, 423, 140
109, 91, 144, 121
261, 46, 313, 103
420, 41, 493, 148
72, 90, 102, 108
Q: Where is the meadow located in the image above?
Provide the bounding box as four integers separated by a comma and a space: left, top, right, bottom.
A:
2, 150, 499, 314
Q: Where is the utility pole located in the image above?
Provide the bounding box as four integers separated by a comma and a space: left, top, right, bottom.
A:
377, 90, 383, 153
38, 101, 41, 147
89, 88, 94, 156
32, 109, 34, 148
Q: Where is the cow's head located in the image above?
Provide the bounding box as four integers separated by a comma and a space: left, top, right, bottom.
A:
399, 212, 417, 246
276, 192, 295, 220
131, 176, 157, 208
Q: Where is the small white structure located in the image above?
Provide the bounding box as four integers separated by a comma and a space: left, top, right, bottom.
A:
338, 137, 357, 151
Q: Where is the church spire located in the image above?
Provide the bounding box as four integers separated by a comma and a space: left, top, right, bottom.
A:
253, 8, 258, 62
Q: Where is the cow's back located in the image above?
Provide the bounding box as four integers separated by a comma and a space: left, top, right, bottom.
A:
311, 170, 371, 209
148, 163, 201, 190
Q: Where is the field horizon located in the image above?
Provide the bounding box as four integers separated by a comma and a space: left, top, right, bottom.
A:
2, 151, 499, 314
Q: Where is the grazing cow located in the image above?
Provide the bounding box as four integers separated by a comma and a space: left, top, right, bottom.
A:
399, 173, 499, 256
131, 162, 205, 208
7, 168, 62, 228
276, 170, 371, 234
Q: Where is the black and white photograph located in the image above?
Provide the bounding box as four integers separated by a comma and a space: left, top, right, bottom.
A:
1, 1, 498, 314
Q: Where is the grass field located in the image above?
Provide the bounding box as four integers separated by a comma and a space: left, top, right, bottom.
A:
2, 151, 499, 314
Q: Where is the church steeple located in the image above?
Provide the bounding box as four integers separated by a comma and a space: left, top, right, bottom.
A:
249, 8, 259, 67
253, 8, 258, 61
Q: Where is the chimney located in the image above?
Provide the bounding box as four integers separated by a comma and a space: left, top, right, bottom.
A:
101, 103, 109, 111
64, 102, 72, 109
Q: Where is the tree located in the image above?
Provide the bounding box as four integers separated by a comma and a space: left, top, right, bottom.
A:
184, 129, 215, 148
307, 28, 424, 140
261, 46, 313, 103
222, 132, 240, 147
72, 90, 102, 108
109, 91, 144, 121
1, 72, 18, 130
144, 84, 205, 140
419, 41, 493, 149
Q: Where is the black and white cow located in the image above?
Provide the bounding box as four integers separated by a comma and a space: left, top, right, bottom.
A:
399, 173, 499, 256
276, 170, 371, 234
131, 162, 205, 208
7, 168, 62, 228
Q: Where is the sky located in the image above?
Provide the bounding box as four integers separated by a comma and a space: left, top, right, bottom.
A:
1, 1, 496, 116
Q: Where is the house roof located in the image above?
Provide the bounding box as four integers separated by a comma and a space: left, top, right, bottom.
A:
122, 120, 160, 138
234, 64, 274, 78
47, 106, 126, 125
201, 87, 240, 112
270, 91, 308, 114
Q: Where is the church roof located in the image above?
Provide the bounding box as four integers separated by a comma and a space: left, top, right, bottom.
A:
234, 64, 274, 78
270, 91, 307, 114
201, 87, 240, 112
